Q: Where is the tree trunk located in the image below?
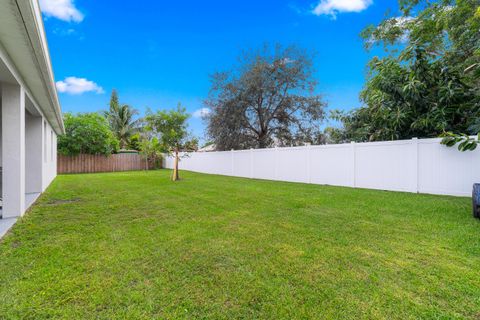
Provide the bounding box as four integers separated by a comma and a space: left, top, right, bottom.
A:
172, 149, 180, 181
258, 130, 269, 149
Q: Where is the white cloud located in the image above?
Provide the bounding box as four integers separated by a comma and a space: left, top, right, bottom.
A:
56, 77, 104, 95
312, 0, 372, 18
192, 108, 211, 119
52, 27, 76, 36
39, 0, 84, 22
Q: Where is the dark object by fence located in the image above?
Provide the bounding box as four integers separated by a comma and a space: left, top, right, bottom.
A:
58, 153, 160, 174
118, 149, 140, 154
473, 184, 480, 219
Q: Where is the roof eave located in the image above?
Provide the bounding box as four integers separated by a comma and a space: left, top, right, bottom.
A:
14, 0, 65, 134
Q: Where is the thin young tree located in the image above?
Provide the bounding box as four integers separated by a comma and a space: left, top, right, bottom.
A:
145, 104, 191, 181
138, 134, 162, 170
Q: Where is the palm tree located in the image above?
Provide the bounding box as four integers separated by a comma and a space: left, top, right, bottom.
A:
105, 90, 140, 149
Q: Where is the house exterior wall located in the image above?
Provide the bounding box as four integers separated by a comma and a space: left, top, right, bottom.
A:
1, 83, 26, 218
25, 112, 43, 194
1, 82, 59, 218
24, 112, 57, 194
0, 0, 63, 218
42, 119, 57, 190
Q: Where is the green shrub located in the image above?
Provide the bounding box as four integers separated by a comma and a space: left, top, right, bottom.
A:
58, 113, 120, 156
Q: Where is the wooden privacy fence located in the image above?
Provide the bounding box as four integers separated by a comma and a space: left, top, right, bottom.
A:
58, 153, 157, 174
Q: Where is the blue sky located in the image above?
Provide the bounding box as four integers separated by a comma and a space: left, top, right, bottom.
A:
40, 0, 400, 143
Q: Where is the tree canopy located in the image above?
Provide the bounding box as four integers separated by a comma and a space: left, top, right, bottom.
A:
105, 89, 140, 149
145, 105, 191, 154
205, 44, 327, 150
328, 0, 480, 143
58, 113, 119, 156
145, 105, 192, 180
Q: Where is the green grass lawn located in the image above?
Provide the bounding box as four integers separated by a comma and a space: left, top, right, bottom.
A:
0, 170, 479, 319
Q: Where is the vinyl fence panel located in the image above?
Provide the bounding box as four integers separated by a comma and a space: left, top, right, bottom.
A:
165, 137, 480, 197
354, 140, 417, 193
418, 139, 480, 196
310, 144, 353, 187
252, 149, 276, 180
276, 147, 309, 183
232, 151, 251, 178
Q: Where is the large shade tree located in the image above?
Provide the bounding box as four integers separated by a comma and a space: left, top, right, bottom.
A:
328, 0, 480, 143
205, 44, 327, 150
105, 90, 140, 149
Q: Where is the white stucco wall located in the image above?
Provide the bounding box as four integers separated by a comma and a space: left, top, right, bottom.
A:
0, 0, 63, 218
0, 56, 60, 218
42, 118, 57, 190
3, 108, 58, 197
25, 112, 42, 194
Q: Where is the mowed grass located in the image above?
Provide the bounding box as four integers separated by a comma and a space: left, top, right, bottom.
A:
0, 170, 479, 319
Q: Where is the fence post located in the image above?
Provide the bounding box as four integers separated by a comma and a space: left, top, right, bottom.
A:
306, 144, 311, 184
351, 141, 356, 188
274, 147, 278, 180
250, 148, 254, 179
231, 149, 234, 175
411, 137, 419, 193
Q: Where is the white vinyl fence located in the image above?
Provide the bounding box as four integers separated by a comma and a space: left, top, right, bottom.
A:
165, 138, 480, 197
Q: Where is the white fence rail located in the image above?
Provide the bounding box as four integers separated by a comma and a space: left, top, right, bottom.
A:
165, 138, 480, 197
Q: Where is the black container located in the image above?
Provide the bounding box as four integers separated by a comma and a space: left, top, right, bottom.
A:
473, 183, 480, 219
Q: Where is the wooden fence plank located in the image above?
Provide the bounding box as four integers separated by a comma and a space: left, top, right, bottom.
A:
57, 153, 158, 174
